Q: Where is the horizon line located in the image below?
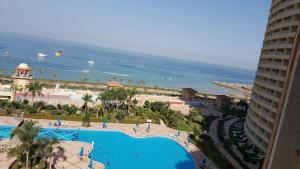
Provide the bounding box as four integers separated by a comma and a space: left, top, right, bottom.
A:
0, 31, 257, 72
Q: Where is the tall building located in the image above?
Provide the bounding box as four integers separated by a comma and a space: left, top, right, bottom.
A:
263, 39, 300, 168
245, 0, 300, 153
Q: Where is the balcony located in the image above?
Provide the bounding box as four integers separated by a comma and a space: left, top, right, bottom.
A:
264, 31, 296, 41
251, 95, 278, 113
252, 86, 281, 102
248, 111, 272, 142
269, 8, 300, 23
256, 70, 286, 81
245, 115, 270, 143
255, 80, 283, 93
262, 42, 293, 50
270, 0, 299, 15
249, 103, 275, 123
260, 53, 290, 59
258, 61, 288, 70
267, 20, 299, 33
244, 125, 266, 152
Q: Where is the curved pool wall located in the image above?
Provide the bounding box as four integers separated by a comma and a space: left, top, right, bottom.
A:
0, 125, 196, 169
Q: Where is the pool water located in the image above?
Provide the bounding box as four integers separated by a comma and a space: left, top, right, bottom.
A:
0, 125, 195, 169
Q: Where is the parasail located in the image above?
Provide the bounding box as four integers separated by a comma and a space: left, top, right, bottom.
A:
55, 50, 63, 57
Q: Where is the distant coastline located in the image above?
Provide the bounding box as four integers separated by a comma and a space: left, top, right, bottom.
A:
0, 32, 255, 94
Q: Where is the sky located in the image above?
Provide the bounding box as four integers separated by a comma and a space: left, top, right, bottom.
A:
0, 0, 271, 70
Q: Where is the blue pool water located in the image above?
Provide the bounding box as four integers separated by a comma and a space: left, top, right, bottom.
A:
0, 125, 195, 169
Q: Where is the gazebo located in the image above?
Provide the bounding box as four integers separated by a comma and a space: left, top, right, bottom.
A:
11, 63, 33, 88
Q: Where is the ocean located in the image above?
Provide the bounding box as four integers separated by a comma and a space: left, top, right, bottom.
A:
0, 32, 255, 94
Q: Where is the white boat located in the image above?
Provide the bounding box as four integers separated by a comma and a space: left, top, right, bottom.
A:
88, 60, 95, 66
4, 51, 9, 57
37, 52, 47, 57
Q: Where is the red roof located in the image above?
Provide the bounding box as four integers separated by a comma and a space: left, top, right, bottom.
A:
107, 81, 123, 87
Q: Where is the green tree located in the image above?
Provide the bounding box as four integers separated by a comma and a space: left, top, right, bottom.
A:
144, 100, 150, 109
126, 88, 137, 114
115, 110, 126, 120
35, 138, 64, 169
0, 68, 7, 83
8, 120, 41, 169
189, 109, 204, 123
26, 81, 43, 105
10, 84, 23, 101
94, 103, 104, 118
82, 93, 93, 116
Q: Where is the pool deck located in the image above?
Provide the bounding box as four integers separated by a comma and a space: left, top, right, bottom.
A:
0, 117, 218, 169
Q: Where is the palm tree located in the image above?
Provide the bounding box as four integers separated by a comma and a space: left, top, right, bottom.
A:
26, 81, 43, 105
0, 68, 7, 83
38, 68, 45, 80
9, 120, 41, 169
94, 104, 104, 119
82, 93, 93, 116
127, 88, 137, 114
10, 84, 23, 101
138, 80, 145, 94
80, 73, 89, 90
37, 138, 64, 169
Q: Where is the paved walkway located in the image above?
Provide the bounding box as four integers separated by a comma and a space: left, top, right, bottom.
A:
207, 117, 244, 169
224, 118, 239, 138
0, 117, 218, 169
54, 141, 104, 169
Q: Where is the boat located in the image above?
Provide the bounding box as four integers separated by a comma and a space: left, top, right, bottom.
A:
4, 51, 9, 57
88, 60, 95, 66
37, 52, 47, 57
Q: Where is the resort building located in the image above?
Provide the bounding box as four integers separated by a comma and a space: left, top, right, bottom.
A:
215, 94, 233, 109
181, 88, 197, 101
245, 0, 300, 168
106, 81, 123, 89
11, 63, 32, 89
0, 84, 12, 100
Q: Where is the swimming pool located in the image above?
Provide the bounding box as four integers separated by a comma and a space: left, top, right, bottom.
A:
0, 125, 196, 169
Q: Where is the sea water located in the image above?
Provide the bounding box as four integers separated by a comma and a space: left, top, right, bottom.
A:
0, 32, 255, 94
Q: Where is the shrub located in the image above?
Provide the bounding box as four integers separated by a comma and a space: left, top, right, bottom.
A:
82, 113, 91, 127
45, 105, 57, 111
144, 100, 150, 109
23, 99, 29, 105
33, 101, 45, 110
116, 110, 126, 120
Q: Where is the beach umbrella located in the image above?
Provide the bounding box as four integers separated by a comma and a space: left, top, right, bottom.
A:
79, 147, 84, 157
177, 130, 180, 136
136, 121, 139, 128
89, 158, 93, 169
188, 135, 191, 144
147, 123, 151, 130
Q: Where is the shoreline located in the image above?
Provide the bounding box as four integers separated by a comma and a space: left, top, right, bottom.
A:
0, 76, 250, 100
